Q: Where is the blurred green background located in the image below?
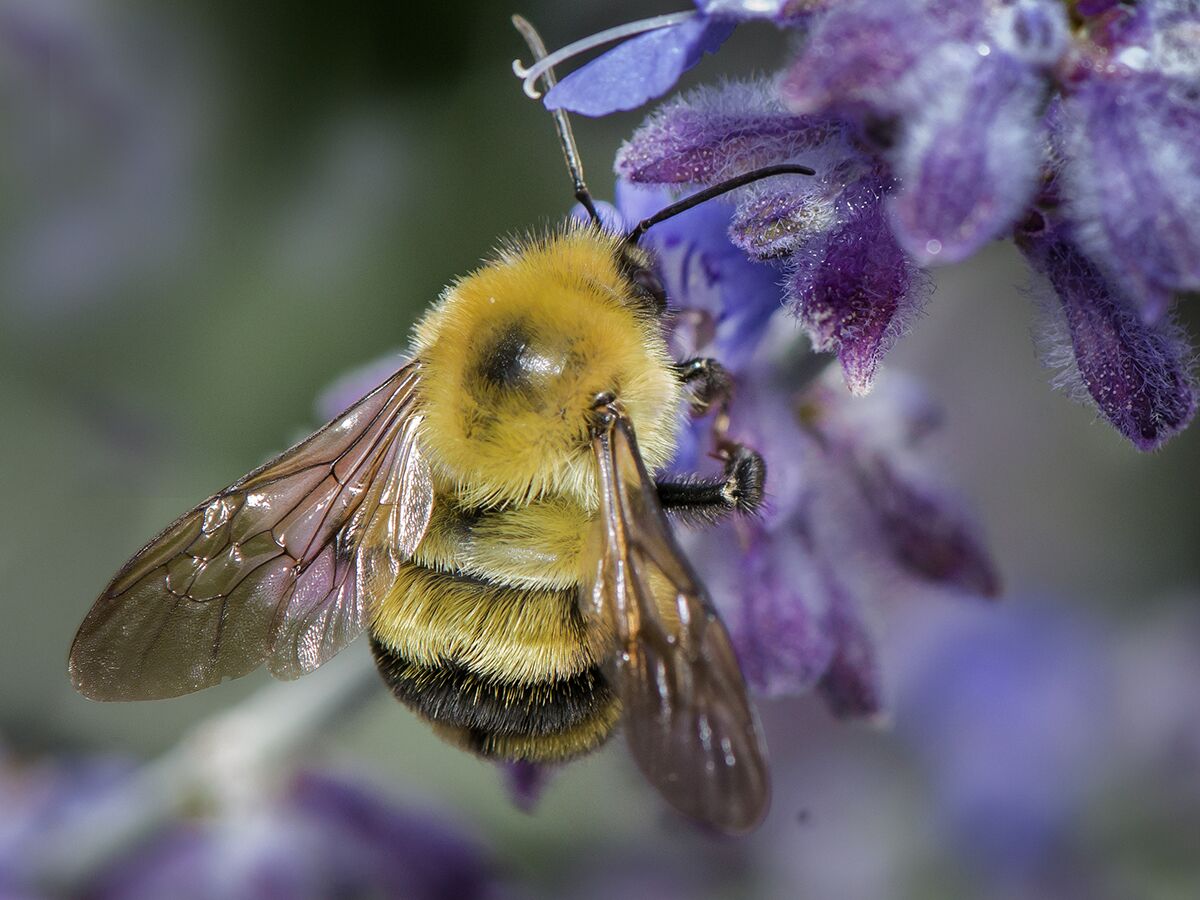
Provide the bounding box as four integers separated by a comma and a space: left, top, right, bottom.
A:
2, 1, 1199, 897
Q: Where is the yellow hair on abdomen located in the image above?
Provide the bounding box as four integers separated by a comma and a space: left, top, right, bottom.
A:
369, 561, 614, 684
411, 224, 681, 509
414, 493, 594, 592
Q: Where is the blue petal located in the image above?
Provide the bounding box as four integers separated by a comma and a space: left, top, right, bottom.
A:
616, 179, 784, 371
544, 17, 736, 117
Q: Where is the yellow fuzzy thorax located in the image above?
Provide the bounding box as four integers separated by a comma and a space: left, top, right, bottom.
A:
411, 224, 681, 509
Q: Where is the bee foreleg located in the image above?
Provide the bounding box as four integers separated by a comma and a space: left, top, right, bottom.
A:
673, 357, 732, 416
656, 444, 765, 526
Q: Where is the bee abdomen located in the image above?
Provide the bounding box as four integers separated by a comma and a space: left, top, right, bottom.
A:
371, 637, 616, 734
369, 558, 620, 761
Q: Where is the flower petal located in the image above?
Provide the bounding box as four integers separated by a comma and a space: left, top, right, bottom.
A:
724, 523, 838, 697
778, 0, 937, 118
788, 178, 930, 395
816, 585, 883, 719
1022, 227, 1197, 450
1057, 71, 1200, 319
544, 17, 735, 117
887, 52, 1045, 265
617, 180, 785, 371
616, 80, 843, 186
851, 455, 1001, 598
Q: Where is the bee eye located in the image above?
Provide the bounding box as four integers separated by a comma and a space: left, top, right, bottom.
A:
630, 266, 668, 315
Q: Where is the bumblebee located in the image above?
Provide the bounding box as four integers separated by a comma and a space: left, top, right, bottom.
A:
68, 17, 813, 834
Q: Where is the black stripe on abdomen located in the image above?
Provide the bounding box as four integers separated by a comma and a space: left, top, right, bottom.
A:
370, 636, 615, 738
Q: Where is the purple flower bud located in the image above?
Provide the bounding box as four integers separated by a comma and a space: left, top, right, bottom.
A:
850, 454, 1002, 598
803, 373, 1001, 598
1057, 71, 1200, 319
1022, 227, 1197, 451
499, 760, 551, 813
616, 82, 843, 186
887, 53, 1046, 265
544, 16, 735, 118
787, 178, 930, 395
816, 584, 883, 719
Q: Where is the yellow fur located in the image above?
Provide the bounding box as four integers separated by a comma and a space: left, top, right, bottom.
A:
413, 492, 594, 592
370, 561, 614, 684
411, 224, 681, 509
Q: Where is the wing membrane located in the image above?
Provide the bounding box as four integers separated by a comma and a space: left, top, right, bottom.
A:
586, 408, 769, 834
70, 362, 433, 700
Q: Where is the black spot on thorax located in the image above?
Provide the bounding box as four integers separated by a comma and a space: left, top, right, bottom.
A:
477, 322, 532, 390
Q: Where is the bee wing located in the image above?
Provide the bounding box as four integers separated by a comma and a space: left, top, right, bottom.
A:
585, 409, 770, 834
69, 361, 433, 700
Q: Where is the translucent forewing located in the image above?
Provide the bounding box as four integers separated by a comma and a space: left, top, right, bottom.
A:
586, 408, 770, 834
69, 362, 433, 700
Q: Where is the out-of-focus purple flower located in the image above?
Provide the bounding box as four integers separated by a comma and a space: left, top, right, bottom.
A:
0, 0, 202, 321
1021, 225, 1196, 451
0, 752, 135, 895
87, 769, 495, 900
815, 581, 882, 719
885, 52, 1045, 265
893, 600, 1110, 879
1055, 72, 1200, 320
500, 760, 551, 814
682, 364, 997, 717
315, 350, 409, 420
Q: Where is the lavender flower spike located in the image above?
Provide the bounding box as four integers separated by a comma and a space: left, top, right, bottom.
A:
1022, 227, 1197, 451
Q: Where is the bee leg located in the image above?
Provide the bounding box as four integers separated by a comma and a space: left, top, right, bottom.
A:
656, 444, 765, 526
673, 358, 732, 416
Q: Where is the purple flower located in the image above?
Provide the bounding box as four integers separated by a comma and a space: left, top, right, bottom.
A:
787, 174, 931, 395
499, 760, 551, 814
524, 4, 816, 119
87, 769, 495, 900
616, 179, 784, 373
1021, 224, 1197, 451
680, 364, 998, 716
780, 0, 1065, 265
544, 16, 735, 117
893, 600, 1110, 879
618, 80, 927, 394
1055, 71, 1200, 320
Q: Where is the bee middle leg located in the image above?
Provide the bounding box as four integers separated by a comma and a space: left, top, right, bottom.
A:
656, 444, 765, 526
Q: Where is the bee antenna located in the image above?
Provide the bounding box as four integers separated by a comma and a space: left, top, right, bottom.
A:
512, 14, 602, 227
624, 164, 818, 244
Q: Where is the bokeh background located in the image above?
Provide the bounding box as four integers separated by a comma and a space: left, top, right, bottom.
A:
2, 1, 1199, 897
